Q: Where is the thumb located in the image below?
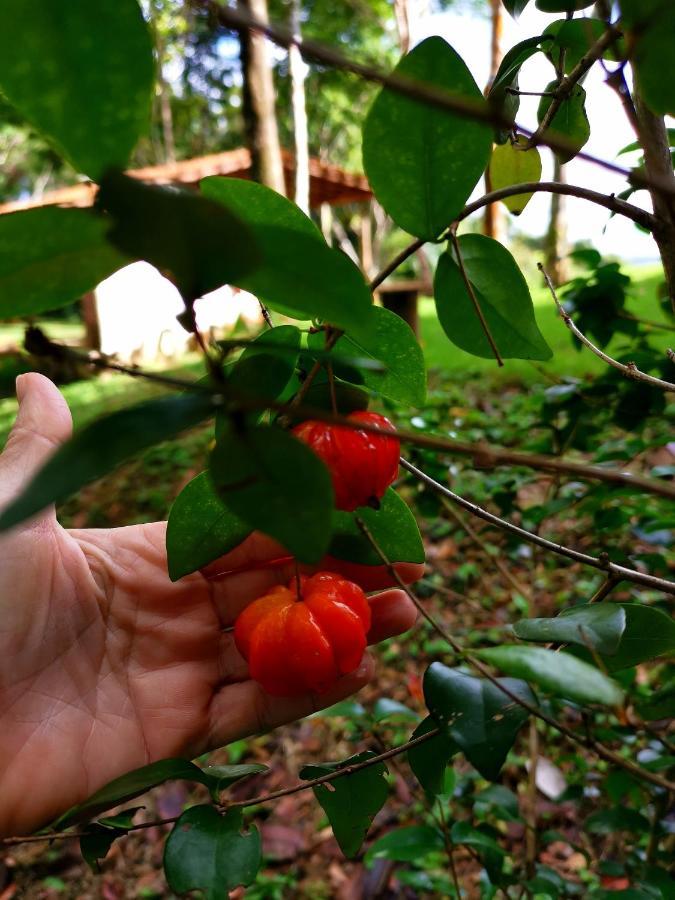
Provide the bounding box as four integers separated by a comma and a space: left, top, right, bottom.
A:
0, 373, 73, 513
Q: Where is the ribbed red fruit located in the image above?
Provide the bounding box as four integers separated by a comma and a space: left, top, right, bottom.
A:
292, 411, 400, 511
234, 572, 372, 697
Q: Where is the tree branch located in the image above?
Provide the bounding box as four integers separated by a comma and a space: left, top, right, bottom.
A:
354, 515, 675, 793
400, 458, 675, 596
540, 263, 675, 392
525, 26, 620, 150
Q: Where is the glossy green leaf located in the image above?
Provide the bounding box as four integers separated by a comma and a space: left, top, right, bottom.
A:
585, 806, 650, 834
0, 0, 153, 178
329, 488, 425, 566
637, 678, 675, 721
229, 325, 302, 402
164, 807, 261, 898
0, 208, 127, 318
476, 645, 624, 706
200, 764, 269, 803
365, 826, 445, 864
98, 172, 260, 302
514, 604, 626, 654
620, 0, 675, 116
363, 36, 492, 240
537, 82, 590, 163
543, 18, 623, 74
167, 472, 252, 581
488, 36, 545, 142
424, 663, 534, 781
201, 177, 374, 340
488, 137, 542, 215
52, 759, 228, 829
309, 307, 426, 406
597, 605, 675, 672
81, 825, 123, 872
407, 716, 457, 796
0, 392, 216, 534
210, 425, 334, 564
300, 752, 388, 858
434, 234, 552, 361
503, 0, 532, 16
97, 808, 144, 830
451, 821, 505, 855
372, 698, 420, 724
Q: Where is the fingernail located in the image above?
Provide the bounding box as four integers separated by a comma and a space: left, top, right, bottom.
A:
15, 374, 28, 404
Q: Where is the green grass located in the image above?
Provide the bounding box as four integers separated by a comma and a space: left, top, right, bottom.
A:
419, 265, 673, 383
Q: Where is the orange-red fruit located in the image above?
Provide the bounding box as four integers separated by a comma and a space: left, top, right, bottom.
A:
292, 411, 400, 512
234, 572, 372, 697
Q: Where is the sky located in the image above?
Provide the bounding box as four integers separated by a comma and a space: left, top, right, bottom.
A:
414, 4, 663, 262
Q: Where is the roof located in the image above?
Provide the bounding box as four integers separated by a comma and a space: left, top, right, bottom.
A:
0, 148, 372, 215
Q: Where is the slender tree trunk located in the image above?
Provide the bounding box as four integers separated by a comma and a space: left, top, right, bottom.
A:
544, 156, 568, 286
238, 0, 285, 193
484, 0, 504, 241
289, 0, 309, 213
393, 0, 411, 54
633, 93, 675, 312
149, 0, 176, 162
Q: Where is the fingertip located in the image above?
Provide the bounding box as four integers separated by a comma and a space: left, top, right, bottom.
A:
367, 589, 418, 644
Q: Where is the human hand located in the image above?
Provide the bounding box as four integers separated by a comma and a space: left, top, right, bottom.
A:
0, 374, 420, 836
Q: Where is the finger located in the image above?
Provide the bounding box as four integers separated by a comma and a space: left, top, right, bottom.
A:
320, 557, 425, 591
0, 374, 72, 516
207, 653, 375, 747
217, 589, 417, 684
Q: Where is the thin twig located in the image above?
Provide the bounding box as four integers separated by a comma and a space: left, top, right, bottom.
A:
194, 0, 675, 200
525, 26, 620, 150
436, 799, 462, 897
540, 263, 675, 392
354, 516, 675, 793
400, 458, 675, 596
369, 238, 425, 290
450, 228, 503, 366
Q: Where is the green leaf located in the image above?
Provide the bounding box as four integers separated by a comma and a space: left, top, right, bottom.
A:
619, 129, 675, 156
543, 18, 623, 74
0, 0, 153, 179
621, 0, 675, 116
475, 645, 624, 707
636, 678, 675, 721
488, 137, 542, 215
423, 663, 534, 781
365, 826, 445, 864
97, 808, 144, 830
596, 605, 675, 672
300, 752, 389, 858
0, 208, 127, 318
0, 392, 216, 534
407, 716, 457, 796
52, 759, 226, 829
434, 234, 552, 361
502, 0, 532, 16
585, 806, 650, 834
164, 806, 261, 898
363, 36, 492, 241
537, 82, 590, 163
514, 604, 626, 655
201, 177, 374, 340
451, 821, 505, 855
329, 488, 425, 567
80, 825, 123, 872
210, 425, 334, 564
229, 325, 302, 402
372, 699, 420, 724
167, 472, 252, 582
200, 764, 269, 803
98, 172, 260, 302
488, 36, 545, 141
309, 307, 426, 406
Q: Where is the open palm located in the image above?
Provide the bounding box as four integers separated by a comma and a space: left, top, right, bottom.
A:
0, 374, 419, 837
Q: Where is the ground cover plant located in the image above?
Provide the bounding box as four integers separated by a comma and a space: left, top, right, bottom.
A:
0, 0, 673, 897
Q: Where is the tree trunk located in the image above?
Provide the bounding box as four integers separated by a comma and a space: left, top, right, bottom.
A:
483, 0, 504, 241
633, 93, 675, 312
238, 0, 285, 193
80, 292, 101, 351
289, 0, 309, 213
544, 156, 568, 286
149, 0, 176, 163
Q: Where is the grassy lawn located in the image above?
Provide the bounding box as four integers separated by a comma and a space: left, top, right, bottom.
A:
0, 265, 671, 450
420, 264, 673, 382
